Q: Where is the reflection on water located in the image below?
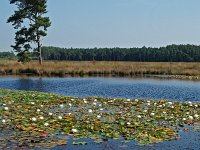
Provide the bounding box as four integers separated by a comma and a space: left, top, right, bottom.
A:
0, 76, 200, 102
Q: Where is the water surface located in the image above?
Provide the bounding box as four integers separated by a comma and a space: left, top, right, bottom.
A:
0, 76, 200, 102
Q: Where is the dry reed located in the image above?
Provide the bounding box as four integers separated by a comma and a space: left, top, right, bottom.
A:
0, 60, 200, 77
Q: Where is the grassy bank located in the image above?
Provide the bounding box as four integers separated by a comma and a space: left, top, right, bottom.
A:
0, 89, 199, 149
0, 60, 200, 79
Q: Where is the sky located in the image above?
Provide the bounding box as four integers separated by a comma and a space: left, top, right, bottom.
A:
1, 0, 200, 51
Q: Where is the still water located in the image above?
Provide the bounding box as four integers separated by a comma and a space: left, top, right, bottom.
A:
0, 76, 200, 102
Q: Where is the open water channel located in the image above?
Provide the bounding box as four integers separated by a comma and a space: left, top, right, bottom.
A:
0, 76, 200, 102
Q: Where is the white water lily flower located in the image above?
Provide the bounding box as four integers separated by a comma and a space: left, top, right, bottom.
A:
127, 99, 131, 102
99, 104, 102, 107
127, 122, 131, 125
143, 110, 148, 113
194, 104, 198, 108
188, 116, 193, 120
40, 116, 44, 120
163, 111, 166, 114
188, 101, 192, 104
97, 115, 101, 118
2, 119, 6, 123
58, 116, 62, 120
168, 102, 173, 105
69, 103, 72, 107
31, 102, 35, 105
72, 129, 78, 133
135, 99, 139, 102
41, 105, 44, 107
93, 102, 97, 105
31, 117, 37, 121
147, 103, 151, 106
49, 112, 53, 116
71, 99, 74, 101
194, 114, 199, 118
88, 109, 93, 113
154, 103, 157, 106
94, 99, 97, 102
162, 104, 166, 107
37, 109, 40, 112
171, 106, 174, 109
44, 122, 49, 126
150, 113, 155, 116
60, 104, 64, 108
4, 107, 9, 110
100, 108, 104, 111
84, 100, 88, 104
182, 118, 187, 121
137, 115, 142, 118
147, 100, 150, 103
189, 104, 193, 107
186, 112, 190, 115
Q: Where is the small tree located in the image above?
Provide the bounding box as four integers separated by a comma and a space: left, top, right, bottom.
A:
7, 0, 51, 64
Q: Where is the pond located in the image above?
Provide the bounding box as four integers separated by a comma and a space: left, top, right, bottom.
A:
0, 76, 199, 150
0, 76, 200, 102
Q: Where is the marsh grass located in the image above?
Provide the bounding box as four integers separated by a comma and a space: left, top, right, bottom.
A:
0, 60, 200, 78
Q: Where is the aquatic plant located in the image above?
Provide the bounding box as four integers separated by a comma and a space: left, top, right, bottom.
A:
0, 89, 199, 149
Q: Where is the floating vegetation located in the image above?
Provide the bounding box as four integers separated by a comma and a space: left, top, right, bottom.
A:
0, 89, 199, 149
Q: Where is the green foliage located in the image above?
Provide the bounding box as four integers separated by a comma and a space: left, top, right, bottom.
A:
38, 44, 200, 62
7, 0, 51, 64
0, 52, 16, 60
17, 51, 31, 63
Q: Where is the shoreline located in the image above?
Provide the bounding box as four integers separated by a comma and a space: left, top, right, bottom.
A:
0, 61, 200, 80
0, 73, 200, 81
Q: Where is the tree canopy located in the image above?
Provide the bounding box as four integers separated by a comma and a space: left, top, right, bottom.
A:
35, 44, 200, 62
0, 52, 16, 60
7, 0, 51, 64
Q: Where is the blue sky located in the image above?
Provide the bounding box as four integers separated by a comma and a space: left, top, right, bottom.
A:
1, 0, 200, 51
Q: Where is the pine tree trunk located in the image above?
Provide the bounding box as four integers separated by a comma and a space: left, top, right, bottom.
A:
38, 44, 42, 65
37, 34, 42, 65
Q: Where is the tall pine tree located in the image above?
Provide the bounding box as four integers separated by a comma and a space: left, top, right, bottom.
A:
7, 0, 51, 64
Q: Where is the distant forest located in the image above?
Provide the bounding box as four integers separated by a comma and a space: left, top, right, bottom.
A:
2, 44, 200, 62
0, 52, 16, 60
39, 44, 200, 62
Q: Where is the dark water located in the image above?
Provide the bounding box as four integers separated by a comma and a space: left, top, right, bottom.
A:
0, 76, 200, 102
0, 76, 200, 150
55, 128, 200, 150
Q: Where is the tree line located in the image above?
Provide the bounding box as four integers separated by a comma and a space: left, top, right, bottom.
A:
35, 44, 200, 62
3, 44, 200, 62
0, 52, 16, 60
